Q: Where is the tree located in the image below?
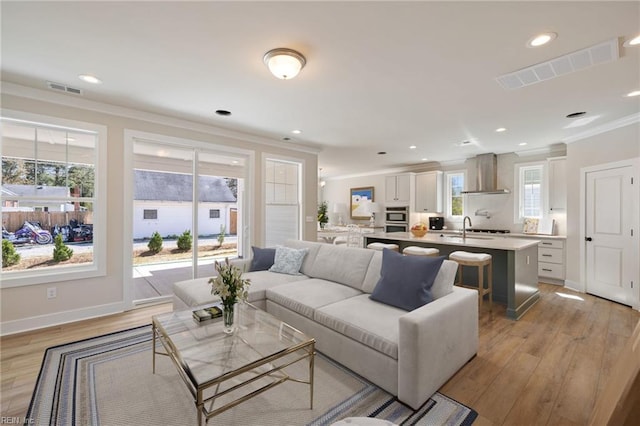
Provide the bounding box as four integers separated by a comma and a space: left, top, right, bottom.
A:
217, 224, 226, 246
52, 234, 73, 262
177, 230, 192, 251
224, 178, 238, 200
2, 239, 20, 267
1, 159, 21, 184
148, 231, 163, 254
68, 165, 95, 198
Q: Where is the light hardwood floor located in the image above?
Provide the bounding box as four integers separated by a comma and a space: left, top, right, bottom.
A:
1, 284, 639, 425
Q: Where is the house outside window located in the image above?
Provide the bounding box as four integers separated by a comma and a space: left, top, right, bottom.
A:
143, 209, 158, 220
445, 171, 465, 218
515, 162, 546, 221
209, 209, 220, 219
1, 113, 106, 287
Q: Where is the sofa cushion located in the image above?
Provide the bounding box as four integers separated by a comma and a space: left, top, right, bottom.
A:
432, 259, 458, 300
249, 246, 275, 271
266, 278, 362, 319
269, 246, 309, 275
308, 244, 375, 290
314, 294, 403, 359
284, 239, 322, 276
370, 249, 445, 311
361, 250, 383, 294
173, 271, 309, 307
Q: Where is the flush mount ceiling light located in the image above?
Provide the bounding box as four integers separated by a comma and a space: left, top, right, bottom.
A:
527, 32, 557, 48
623, 34, 640, 47
263, 48, 306, 80
78, 74, 102, 84
291, 129, 302, 134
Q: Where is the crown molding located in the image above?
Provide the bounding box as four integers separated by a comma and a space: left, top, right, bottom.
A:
1, 81, 322, 155
562, 112, 640, 144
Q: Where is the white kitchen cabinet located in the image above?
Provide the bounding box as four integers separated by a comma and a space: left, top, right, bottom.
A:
537, 239, 565, 284
548, 157, 566, 211
385, 173, 414, 205
415, 171, 443, 213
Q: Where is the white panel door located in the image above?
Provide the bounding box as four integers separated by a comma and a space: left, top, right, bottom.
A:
585, 165, 637, 306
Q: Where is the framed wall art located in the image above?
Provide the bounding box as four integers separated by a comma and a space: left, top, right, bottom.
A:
350, 187, 374, 219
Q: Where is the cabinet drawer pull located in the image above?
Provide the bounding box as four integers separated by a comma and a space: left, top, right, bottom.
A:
541, 254, 552, 257
542, 268, 553, 272
542, 242, 552, 245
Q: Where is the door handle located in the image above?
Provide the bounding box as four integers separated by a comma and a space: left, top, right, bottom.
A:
585, 237, 593, 242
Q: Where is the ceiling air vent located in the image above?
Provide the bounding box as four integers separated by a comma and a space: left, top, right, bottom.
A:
46, 81, 83, 95
496, 38, 619, 90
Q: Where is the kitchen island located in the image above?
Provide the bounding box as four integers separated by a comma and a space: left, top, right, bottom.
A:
364, 232, 541, 320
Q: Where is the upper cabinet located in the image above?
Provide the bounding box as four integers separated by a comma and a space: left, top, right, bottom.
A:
548, 157, 567, 211
385, 173, 414, 205
415, 171, 443, 213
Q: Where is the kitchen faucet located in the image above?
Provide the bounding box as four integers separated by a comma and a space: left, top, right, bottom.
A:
462, 216, 472, 239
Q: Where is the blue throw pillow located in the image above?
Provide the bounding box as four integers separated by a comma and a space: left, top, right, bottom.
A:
370, 249, 445, 311
249, 246, 276, 272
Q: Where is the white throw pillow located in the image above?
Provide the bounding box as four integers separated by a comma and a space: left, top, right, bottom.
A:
269, 246, 309, 275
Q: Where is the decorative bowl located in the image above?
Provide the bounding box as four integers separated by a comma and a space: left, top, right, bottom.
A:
410, 224, 428, 237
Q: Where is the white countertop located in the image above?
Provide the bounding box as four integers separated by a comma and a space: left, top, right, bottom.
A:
366, 231, 541, 251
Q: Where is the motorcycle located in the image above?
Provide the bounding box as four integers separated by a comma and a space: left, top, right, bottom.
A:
52, 219, 93, 243
12, 221, 53, 245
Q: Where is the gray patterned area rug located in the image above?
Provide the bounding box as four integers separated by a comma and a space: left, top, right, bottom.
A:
26, 325, 476, 426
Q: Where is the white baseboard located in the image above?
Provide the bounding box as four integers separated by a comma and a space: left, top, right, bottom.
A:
564, 279, 585, 293
0, 302, 126, 336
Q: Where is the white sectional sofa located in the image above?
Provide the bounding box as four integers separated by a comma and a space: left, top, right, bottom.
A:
173, 239, 478, 409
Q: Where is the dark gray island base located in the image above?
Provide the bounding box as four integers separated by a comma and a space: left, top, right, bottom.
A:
364, 232, 540, 320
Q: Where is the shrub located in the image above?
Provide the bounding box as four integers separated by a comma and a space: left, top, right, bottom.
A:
177, 230, 192, 251
52, 233, 73, 262
148, 231, 163, 254
217, 224, 226, 246
2, 239, 21, 267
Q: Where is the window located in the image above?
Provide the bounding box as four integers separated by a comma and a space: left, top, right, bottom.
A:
209, 209, 220, 219
143, 209, 158, 220
1, 113, 105, 287
264, 158, 301, 246
516, 162, 545, 221
445, 171, 465, 218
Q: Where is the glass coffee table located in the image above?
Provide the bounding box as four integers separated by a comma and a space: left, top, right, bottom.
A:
152, 302, 315, 425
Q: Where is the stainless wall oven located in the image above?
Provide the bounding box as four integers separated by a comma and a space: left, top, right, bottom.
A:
385, 206, 409, 233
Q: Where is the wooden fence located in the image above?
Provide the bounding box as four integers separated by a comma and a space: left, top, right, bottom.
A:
2, 211, 93, 232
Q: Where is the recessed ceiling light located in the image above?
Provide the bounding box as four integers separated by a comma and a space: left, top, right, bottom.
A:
623, 34, 640, 47
231, 160, 239, 164
495, 127, 507, 133
460, 140, 473, 146
527, 32, 557, 48
78, 74, 102, 84
409, 145, 417, 149
566, 111, 586, 119
421, 158, 428, 161
215, 110, 231, 116
519, 142, 527, 146
625, 90, 640, 97
377, 151, 386, 155
282, 137, 291, 141
291, 129, 302, 134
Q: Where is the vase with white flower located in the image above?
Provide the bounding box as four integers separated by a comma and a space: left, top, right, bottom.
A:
209, 258, 251, 334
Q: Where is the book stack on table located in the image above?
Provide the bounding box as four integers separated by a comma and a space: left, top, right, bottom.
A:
192, 305, 223, 323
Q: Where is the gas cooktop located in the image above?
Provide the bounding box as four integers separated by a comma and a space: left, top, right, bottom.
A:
466, 229, 511, 234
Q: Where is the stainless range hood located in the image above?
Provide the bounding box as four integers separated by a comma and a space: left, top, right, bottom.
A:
461, 153, 510, 195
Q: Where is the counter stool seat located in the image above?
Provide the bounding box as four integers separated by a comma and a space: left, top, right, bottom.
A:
449, 251, 492, 312
402, 246, 440, 257
366, 242, 399, 252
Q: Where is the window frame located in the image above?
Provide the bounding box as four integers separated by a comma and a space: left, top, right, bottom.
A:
209, 209, 220, 219
143, 209, 158, 220
444, 170, 465, 220
1, 110, 107, 288
514, 161, 547, 223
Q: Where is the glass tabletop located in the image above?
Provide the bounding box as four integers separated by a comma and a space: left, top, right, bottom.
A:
152, 302, 312, 386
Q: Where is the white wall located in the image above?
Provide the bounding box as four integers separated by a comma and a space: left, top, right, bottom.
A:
565, 123, 640, 288
0, 85, 318, 333
322, 174, 387, 227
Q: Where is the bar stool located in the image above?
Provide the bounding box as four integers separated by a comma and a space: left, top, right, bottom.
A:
402, 246, 440, 257
366, 242, 399, 252
449, 251, 492, 312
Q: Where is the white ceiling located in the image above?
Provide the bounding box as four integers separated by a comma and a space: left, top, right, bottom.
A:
2, 1, 639, 178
